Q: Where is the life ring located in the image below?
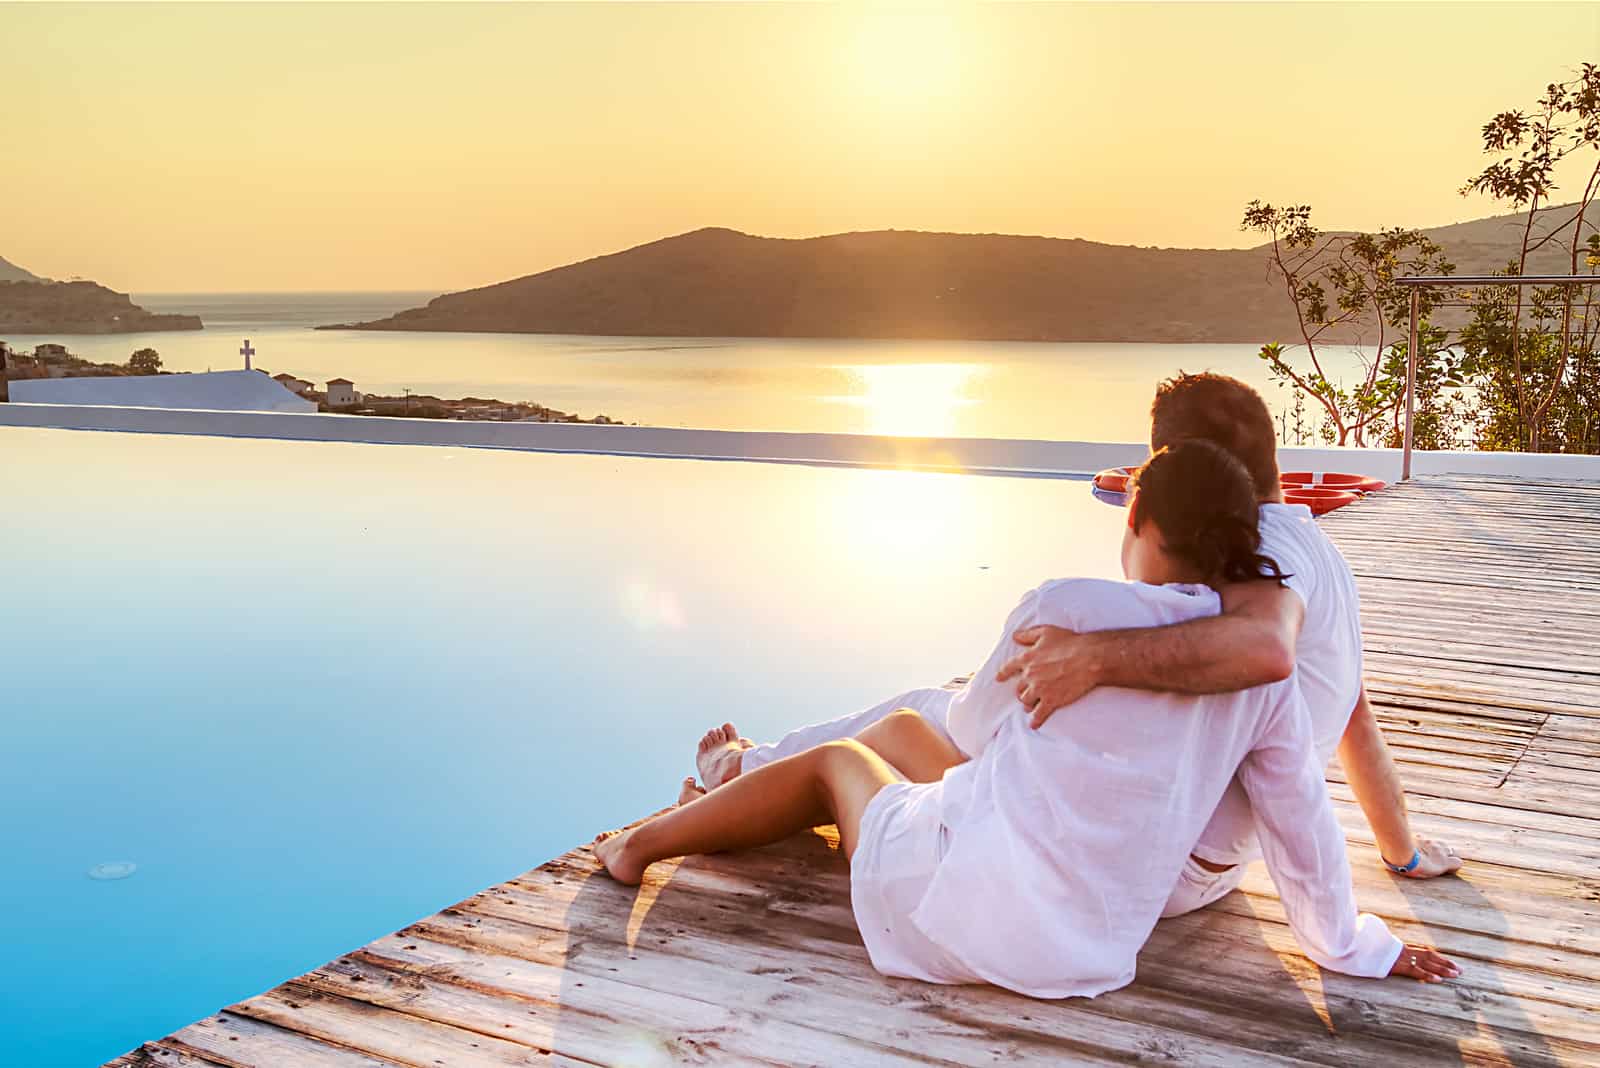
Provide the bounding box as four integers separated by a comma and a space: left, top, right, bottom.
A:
1092, 467, 1136, 495
1280, 471, 1387, 494
1283, 486, 1360, 515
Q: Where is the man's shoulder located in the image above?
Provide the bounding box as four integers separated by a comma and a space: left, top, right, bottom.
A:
1258, 503, 1354, 577
1259, 502, 1341, 551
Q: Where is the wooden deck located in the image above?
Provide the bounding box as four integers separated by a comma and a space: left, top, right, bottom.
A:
106, 474, 1600, 1067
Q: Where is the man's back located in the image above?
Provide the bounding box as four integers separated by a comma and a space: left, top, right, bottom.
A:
1190, 504, 1365, 863
1259, 502, 1365, 756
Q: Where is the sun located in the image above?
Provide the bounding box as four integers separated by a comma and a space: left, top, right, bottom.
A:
841, 6, 970, 114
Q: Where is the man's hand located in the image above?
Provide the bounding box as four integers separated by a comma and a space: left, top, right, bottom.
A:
995, 625, 1103, 728
1399, 837, 1463, 879
1388, 943, 1460, 983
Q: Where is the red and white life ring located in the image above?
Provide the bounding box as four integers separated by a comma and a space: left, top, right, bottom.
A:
1280, 471, 1388, 494
1283, 486, 1361, 515
1094, 466, 1374, 515
1092, 467, 1136, 495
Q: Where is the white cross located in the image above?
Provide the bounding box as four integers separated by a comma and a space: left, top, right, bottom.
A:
239, 339, 255, 370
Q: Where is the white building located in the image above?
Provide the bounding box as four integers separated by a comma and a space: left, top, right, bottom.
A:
326, 378, 362, 408
11, 369, 317, 413
272, 372, 314, 397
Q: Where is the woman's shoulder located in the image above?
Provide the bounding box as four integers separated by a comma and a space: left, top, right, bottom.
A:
1026, 577, 1222, 630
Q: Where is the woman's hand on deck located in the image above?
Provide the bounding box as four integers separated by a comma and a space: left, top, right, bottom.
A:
1388, 944, 1460, 983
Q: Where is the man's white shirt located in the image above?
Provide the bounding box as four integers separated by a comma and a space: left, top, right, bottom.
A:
1190, 502, 1366, 864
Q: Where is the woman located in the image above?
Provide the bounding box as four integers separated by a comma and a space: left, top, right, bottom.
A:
595, 440, 1458, 997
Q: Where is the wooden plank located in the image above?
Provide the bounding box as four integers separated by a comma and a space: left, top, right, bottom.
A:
150, 1013, 413, 1068
229, 987, 599, 1067
292, 940, 950, 1067
1363, 667, 1600, 718
1536, 714, 1600, 754
1332, 782, 1600, 840
103, 1049, 231, 1068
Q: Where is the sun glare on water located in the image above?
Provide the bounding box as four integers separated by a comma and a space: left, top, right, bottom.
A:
833, 362, 987, 438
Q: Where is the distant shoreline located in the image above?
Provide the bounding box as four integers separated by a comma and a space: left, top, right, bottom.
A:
0, 280, 204, 335
314, 320, 1287, 345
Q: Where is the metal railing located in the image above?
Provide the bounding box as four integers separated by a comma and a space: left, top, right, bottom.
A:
1395, 274, 1600, 480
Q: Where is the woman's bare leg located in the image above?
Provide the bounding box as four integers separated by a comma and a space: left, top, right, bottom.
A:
594, 739, 901, 885
853, 707, 967, 783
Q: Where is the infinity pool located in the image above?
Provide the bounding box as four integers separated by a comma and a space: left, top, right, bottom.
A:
2, 427, 1124, 1065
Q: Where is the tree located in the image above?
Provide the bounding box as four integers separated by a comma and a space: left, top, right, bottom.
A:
1378, 323, 1481, 450
1458, 256, 1600, 453
1242, 202, 1461, 447
1459, 63, 1600, 453
127, 348, 162, 375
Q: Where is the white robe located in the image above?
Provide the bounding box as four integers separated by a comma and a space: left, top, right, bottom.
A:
849, 578, 1401, 998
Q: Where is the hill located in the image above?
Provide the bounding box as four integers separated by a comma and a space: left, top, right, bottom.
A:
0, 255, 42, 284
325, 228, 1300, 343
326, 204, 1600, 344
1399, 201, 1599, 276
0, 280, 203, 334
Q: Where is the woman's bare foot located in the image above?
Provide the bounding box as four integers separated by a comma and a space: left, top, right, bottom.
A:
678, 776, 707, 804
593, 828, 648, 885
696, 722, 754, 789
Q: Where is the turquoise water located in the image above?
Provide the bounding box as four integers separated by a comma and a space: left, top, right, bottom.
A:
0, 292, 1371, 442
2, 426, 1125, 1065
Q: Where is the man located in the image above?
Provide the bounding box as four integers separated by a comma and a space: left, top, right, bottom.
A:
697, 373, 1459, 917
998, 373, 1459, 912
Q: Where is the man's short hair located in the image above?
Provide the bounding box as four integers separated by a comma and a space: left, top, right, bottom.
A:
1150, 372, 1279, 498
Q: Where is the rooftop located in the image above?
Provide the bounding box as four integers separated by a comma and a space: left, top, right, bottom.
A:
99, 473, 1600, 1066
9, 370, 315, 414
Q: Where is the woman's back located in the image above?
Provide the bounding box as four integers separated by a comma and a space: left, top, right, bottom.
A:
905, 577, 1385, 998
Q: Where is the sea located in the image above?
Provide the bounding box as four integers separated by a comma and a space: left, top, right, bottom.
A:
4, 291, 1366, 442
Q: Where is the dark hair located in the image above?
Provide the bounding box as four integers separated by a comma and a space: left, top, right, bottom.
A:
1150, 372, 1280, 500
1130, 440, 1288, 585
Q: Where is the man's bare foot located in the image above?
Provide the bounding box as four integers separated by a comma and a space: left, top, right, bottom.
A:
593, 828, 647, 885
678, 776, 707, 804
696, 722, 754, 789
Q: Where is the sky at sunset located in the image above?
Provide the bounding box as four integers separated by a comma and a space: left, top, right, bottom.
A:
6, 2, 1599, 293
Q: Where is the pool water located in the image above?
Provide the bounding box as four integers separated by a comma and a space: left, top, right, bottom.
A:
1, 427, 1124, 1065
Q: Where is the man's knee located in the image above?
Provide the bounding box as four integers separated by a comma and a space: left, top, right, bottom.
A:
1161, 856, 1243, 919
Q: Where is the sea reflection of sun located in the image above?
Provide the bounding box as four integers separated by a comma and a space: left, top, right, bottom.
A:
834, 362, 986, 438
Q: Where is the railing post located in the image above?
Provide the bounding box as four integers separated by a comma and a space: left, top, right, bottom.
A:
1402, 287, 1419, 481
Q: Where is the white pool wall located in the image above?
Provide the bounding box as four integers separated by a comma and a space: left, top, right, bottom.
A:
3, 402, 1598, 482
